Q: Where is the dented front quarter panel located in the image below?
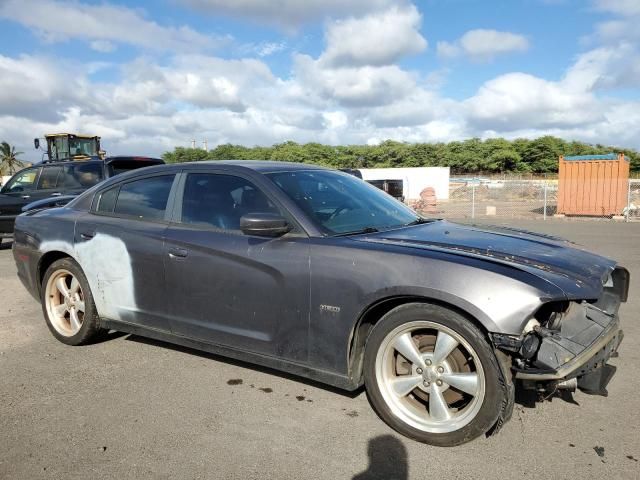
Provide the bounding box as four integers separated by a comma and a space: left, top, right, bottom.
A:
307, 236, 567, 374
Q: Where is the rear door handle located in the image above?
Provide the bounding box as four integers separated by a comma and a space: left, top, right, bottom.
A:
21, 195, 30, 199
168, 247, 188, 258
51, 192, 62, 197
80, 231, 95, 240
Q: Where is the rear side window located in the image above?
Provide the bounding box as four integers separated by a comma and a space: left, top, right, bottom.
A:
37, 166, 63, 190
63, 163, 104, 188
113, 175, 175, 221
96, 186, 118, 213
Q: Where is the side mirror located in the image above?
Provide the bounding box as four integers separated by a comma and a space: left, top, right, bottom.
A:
34, 138, 40, 149
240, 213, 290, 237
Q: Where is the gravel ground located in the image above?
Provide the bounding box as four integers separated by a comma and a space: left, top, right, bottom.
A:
1, 219, 639, 480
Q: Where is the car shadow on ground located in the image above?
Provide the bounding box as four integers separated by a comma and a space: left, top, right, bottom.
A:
352, 434, 408, 480
0, 240, 13, 250
125, 334, 365, 399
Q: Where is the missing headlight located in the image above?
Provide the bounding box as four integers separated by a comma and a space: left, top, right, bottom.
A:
535, 301, 570, 330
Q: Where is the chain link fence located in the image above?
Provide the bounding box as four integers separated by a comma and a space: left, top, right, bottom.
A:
629, 179, 640, 220
413, 176, 640, 222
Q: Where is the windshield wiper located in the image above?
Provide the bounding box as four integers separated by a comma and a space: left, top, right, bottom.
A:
333, 226, 380, 237
404, 217, 431, 226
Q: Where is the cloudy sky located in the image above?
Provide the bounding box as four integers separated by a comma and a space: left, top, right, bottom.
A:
1, 0, 639, 162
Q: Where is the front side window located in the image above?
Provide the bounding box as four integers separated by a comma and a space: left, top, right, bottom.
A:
2, 167, 40, 193
180, 173, 280, 230
112, 175, 175, 221
37, 166, 63, 190
267, 170, 417, 235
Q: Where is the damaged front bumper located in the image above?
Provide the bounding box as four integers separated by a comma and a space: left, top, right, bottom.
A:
497, 302, 624, 396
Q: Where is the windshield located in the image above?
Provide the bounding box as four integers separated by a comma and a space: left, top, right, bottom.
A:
267, 170, 419, 235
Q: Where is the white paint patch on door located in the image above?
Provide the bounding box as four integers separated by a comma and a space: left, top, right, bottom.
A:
40, 233, 136, 320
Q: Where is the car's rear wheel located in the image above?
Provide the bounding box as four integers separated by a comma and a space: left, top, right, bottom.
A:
42, 258, 106, 345
363, 303, 505, 446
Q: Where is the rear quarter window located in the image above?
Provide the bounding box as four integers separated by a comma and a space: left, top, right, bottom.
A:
96, 186, 119, 213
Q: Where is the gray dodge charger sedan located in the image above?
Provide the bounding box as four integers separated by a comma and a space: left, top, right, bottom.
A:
13, 161, 628, 446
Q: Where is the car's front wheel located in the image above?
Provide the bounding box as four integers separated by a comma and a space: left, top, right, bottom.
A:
363, 303, 506, 446
41, 257, 106, 345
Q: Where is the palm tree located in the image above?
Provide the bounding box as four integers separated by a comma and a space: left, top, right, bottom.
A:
0, 141, 25, 175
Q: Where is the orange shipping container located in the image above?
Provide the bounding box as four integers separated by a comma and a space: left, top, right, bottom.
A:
557, 153, 629, 216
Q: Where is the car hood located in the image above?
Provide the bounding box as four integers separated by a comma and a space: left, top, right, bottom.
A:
356, 220, 616, 297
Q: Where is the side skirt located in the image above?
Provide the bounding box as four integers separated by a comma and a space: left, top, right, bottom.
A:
101, 318, 359, 391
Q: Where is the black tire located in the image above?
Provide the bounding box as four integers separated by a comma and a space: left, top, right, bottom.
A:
41, 257, 106, 346
363, 303, 506, 446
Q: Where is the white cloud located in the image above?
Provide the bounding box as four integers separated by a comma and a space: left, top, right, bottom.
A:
178, 0, 394, 30
590, 0, 640, 45
322, 111, 348, 130
320, 5, 427, 67
563, 43, 640, 91
436, 41, 461, 59
363, 89, 455, 128
294, 54, 418, 107
0, 0, 225, 52
465, 41, 640, 133
0, 54, 90, 122
238, 41, 288, 58
437, 29, 529, 62
256, 42, 287, 57
465, 72, 599, 131
104, 55, 278, 116
90, 40, 116, 53
593, 0, 640, 16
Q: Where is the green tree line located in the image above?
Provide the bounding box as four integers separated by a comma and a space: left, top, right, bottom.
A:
163, 136, 640, 174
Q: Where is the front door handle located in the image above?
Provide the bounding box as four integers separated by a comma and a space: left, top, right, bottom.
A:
51, 192, 62, 197
80, 231, 95, 240
168, 247, 188, 258
21, 195, 30, 199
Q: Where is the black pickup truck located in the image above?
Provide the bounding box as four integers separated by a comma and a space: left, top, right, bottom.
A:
0, 156, 163, 244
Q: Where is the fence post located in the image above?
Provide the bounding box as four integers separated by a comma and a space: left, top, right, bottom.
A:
471, 182, 476, 219
626, 179, 631, 223
543, 181, 548, 221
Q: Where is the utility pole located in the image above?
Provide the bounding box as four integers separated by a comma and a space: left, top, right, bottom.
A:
203, 139, 208, 152
190, 139, 196, 149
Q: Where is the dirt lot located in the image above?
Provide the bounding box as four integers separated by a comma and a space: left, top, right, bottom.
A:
1, 220, 639, 480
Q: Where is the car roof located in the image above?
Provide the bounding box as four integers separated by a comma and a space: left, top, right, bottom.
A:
195, 160, 329, 173
82, 160, 334, 193
38, 159, 102, 167
125, 160, 331, 176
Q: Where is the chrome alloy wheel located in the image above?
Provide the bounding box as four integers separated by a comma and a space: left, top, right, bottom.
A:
375, 321, 486, 433
44, 269, 86, 337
